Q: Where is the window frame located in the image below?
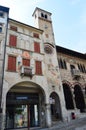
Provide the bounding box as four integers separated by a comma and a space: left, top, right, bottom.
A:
10, 25, 17, 31
8, 55, 16, 72
23, 58, 30, 67
34, 42, 40, 53
35, 61, 42, 75
33, 33, 39, 39
9, 34, 17, 47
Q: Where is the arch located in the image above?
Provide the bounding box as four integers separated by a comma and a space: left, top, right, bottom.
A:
50, 92, 62, 121
6, 81, 46, 96
63, 83, 74, 110
6, 81, 46, 129
74, 84, 85, 112
62, 80, 72, 87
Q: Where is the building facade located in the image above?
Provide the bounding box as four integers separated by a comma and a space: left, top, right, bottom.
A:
57, 46, 86, 115
0, 6, 86, 130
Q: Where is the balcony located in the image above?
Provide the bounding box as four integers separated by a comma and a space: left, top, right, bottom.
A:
20, 66, 33, 78
72, 69, 80, 79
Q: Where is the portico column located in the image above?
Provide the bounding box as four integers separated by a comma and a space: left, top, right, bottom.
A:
45, 103, 52, 127
72, 88, 77, 109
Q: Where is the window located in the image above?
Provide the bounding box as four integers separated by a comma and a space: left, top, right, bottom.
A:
63, 60, 67, 69
77, 63, 86, 73
58, 58, 67, 69
10, 26, 17, 31
0, 12, 4, 17
41, 13, 44, 17
45, 14, 47, 19
34, 42, 40, 53
23, 59, 30, 66
8, 56, 16, 71
9, 35, 17, 47
70, 65, 75, 75
33, 33, 39, 38
0, 27, 2, 33
35, 61, 42, 75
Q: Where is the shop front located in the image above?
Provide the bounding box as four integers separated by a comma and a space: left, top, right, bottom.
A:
5, 84, 45, 129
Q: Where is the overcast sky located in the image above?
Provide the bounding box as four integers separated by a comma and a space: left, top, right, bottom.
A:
0, 0, 86, 53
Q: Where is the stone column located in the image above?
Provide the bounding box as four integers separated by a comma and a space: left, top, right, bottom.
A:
45, 103, 52, 127
71, 88, 77, 109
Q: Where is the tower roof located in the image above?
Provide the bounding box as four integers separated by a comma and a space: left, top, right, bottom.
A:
32, 7, 52, 16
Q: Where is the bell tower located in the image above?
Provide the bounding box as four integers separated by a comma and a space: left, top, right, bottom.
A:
32, 7, 55, 46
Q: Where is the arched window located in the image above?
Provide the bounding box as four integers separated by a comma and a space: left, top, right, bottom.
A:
63, 83, 74, 110
78, 63, 86, 73
41, 13, 44, 17
63, 60, 67, 69
58, 58, 67, 69
70, 65, 75, 75
45, 14, 47, 19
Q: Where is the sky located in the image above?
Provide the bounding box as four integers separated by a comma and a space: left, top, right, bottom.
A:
0, 0, 86, 53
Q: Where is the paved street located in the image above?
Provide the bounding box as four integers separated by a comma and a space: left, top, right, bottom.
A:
40, 117, 86, 130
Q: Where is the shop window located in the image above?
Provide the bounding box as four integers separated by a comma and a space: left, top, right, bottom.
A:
33, 33, 39, 38
8, 56, 16, 72
34, 42, 40, 53
35, 61, 42, 75
10, 26, 17, 31
9, 35, 17, 47
23, 59, 30, 66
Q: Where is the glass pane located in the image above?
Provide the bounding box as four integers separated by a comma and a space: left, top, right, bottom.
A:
14, 105, 28, 128
30, 104, 39, 127
34, 105, 39, 126
6, 105, 14, 129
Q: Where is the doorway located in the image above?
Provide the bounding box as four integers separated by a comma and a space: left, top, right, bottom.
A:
50, 92, 62, 121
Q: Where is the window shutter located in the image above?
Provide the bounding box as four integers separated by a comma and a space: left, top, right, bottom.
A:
23, 59, 30, 66
8, 56, 16, 71
9, 35, 17, 47
35, 61, 42, 75
33, 33, 39, 38
34, 42, 40, 53
10, 26, 17, 31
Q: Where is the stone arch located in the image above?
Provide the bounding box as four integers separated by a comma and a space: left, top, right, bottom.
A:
49, 92, 62, 121
63, 83, 74, 110
62, 80, 72, 87
74, 84, 85, 112
6, 81, 46, 129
